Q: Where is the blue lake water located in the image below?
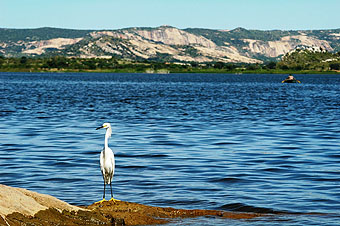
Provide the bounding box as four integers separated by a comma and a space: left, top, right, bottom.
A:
0, 72, 339, 225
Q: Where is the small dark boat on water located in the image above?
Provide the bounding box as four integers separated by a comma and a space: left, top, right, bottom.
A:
282, 74, 301, 83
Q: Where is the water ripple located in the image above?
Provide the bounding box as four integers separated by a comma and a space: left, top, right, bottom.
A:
0, 73, 339, 225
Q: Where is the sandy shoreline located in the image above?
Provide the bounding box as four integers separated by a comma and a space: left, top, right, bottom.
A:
1, 184, 334, 225
0, 184, 267, 225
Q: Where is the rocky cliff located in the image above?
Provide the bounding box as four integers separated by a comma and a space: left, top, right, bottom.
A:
0, 26, 339, 63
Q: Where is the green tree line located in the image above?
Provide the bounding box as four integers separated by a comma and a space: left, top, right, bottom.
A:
0, 49, 340, 73
277, 49, 340, 71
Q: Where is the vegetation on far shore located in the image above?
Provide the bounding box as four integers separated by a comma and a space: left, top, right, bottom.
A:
1, 49, 339, 74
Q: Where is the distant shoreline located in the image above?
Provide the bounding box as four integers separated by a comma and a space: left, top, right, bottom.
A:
1, 47, 339, 74
0, 68, 339, 74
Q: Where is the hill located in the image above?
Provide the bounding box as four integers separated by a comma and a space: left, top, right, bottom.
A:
0, 26, 340, 63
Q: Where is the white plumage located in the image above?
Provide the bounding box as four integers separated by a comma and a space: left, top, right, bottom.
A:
96, 122, 115, 201
100, 148, 115, 184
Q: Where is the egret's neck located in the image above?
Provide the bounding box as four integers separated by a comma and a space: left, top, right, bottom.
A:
104, 130, 110, 148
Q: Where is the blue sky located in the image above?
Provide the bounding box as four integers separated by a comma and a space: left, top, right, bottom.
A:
1, 0, 339, 30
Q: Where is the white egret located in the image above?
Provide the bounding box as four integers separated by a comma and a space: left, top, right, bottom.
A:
96, 122, 117, 202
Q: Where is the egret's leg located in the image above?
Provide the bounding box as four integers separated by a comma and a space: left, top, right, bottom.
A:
109, 183, 120, 201
103, 182, 106, 200
95, 182, 106, 204
110, 183, 113, 199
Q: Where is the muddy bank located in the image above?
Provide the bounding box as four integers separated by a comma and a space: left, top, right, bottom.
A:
3, 199, 265, 226
86, 199, 265, 225
1, 184, 266, 225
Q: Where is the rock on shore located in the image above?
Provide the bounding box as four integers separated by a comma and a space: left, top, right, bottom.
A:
0, 184, 264, 225
0, 184, 82, 217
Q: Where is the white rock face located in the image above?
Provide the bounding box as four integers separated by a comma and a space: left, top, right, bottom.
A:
87, 27, 260, 63
1, 26, 337, 63
243, 35, 333, 58
23, 38, 83, 55
0, 184, 83, 217
135, 27, 217, 48
330, 33, 340, 39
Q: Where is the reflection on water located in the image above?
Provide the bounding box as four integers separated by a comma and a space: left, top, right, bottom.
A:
0, 73, 339, 225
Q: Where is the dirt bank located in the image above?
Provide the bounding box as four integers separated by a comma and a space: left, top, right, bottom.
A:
86, 199, 264, 225
0, 184, 265, 225
3, 200, 265, 226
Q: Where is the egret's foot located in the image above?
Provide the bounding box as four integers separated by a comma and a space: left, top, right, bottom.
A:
95, 198, 106, 204
109, 197, 120, 202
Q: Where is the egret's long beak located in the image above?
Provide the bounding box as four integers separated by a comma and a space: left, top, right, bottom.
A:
96, 126, 104, 130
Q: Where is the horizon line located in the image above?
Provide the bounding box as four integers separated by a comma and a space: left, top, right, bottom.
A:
1, 25, 340, 32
